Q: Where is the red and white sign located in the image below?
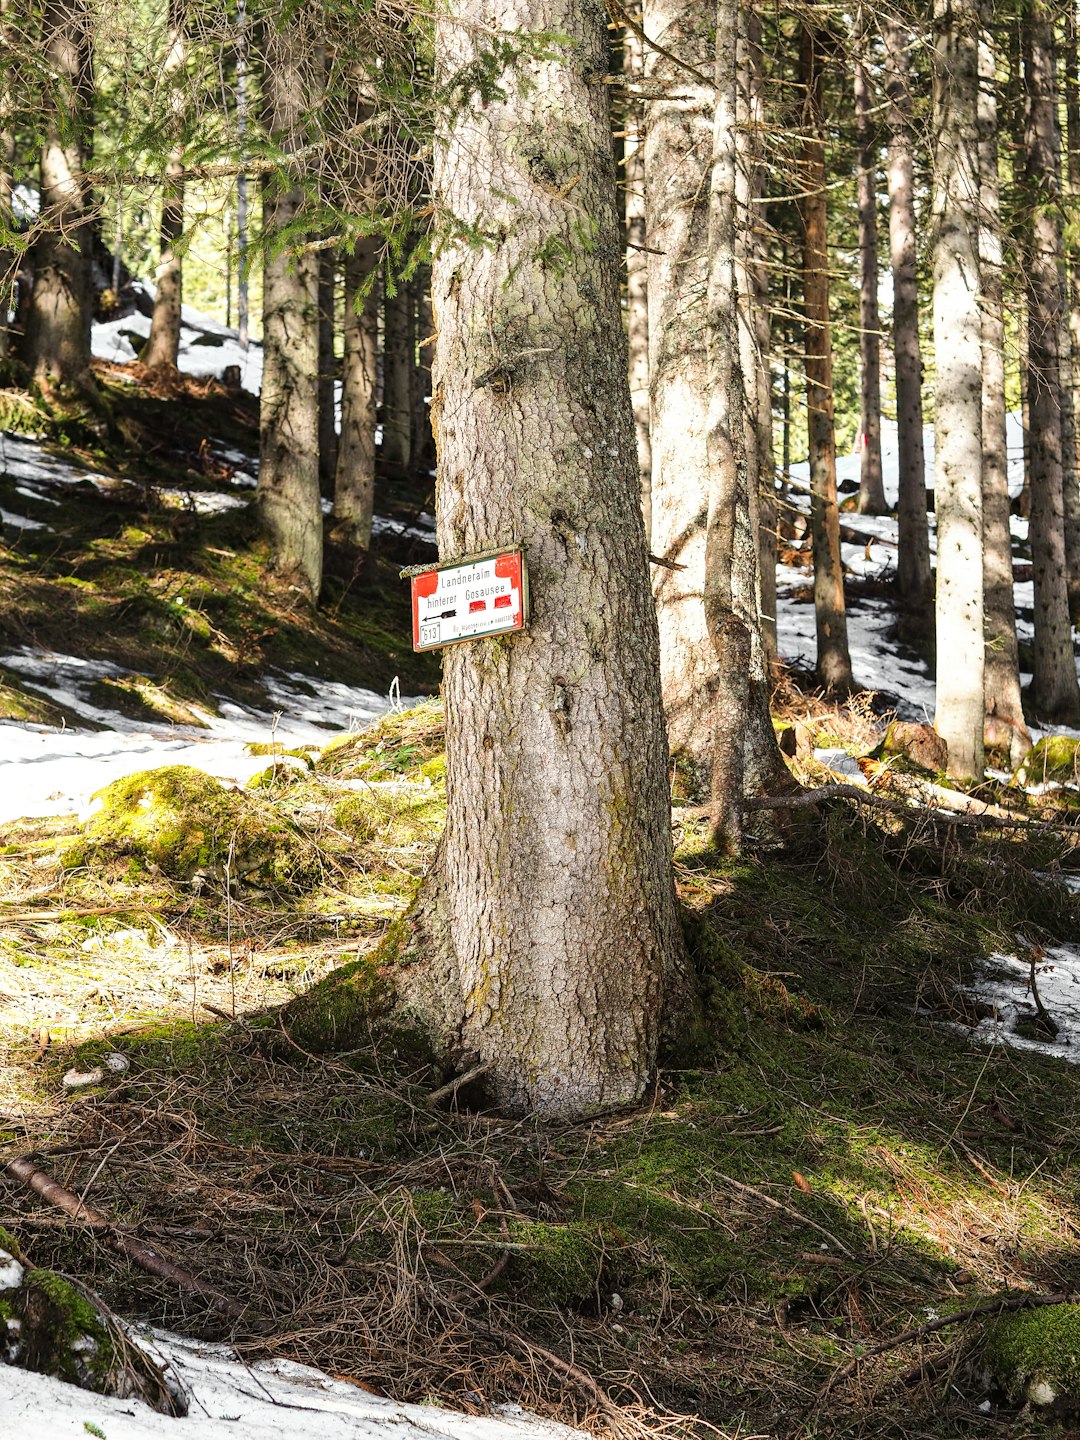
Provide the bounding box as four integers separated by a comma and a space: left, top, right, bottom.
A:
410, 549, 529, 652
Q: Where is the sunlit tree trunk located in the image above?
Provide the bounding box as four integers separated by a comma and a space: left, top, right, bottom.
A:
854, 4, 887, 516
734, 4, 786, 791
932, 0, 984, 781
644, 0, 783, 806
884, 17, 932, 631
799, 18, 853, 694
144, 0, 186, 371
624, 19, 651, 544
24, 0, 94, 394
257, 8, 321, 601
317, 246, 338, 497
412, 0, 684, 1118
381, 279, 412, 470
979, 0, 1029, 767
1022, 0, 1080, 722
332, 239, 378, 549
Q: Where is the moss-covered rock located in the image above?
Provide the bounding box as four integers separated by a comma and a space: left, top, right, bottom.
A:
74, 765, 317, 887
1013, 735, 1080, 789
985, 1303, 1080, 1409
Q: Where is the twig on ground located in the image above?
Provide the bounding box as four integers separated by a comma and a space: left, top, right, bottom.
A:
427, 1061, 492, 1107
4, 1155, 246, 1319
710, 1169, 855, 1259
819, 1290, 1073, 1400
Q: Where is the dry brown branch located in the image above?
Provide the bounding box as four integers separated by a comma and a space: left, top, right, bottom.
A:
4, 1155, 246, 1319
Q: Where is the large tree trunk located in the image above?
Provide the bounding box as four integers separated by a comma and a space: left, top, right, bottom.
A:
884, 17, 932, 632
1023, 0, 1080, 722
623, 19, 651, 544
317, 246, 339, 497
643, 0, 715, 797
381, 279, 412, 470
854, 4, 887, 517
415, 0, 684, 1118
257, 10, 322, 602
931, 0, 985, 781
24, 0, 94, 394
979, 0, 1030, 768
332, 240, 379, 549
144, 0, 186, 371
799, 19, 854, 695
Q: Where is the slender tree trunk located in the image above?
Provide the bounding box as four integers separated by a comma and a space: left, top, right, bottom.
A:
24, 0, 94, 394
884, 17, 932, 630
257, 11, 321, 602
1022, 0, 1080, 721
415, 0, 684, 1118
236, 0, 249, 352
624, 19, 651, 544
333, 240, 379, 549
1064, 2, 1080, 618
734, 4, 787, 793
799, 19, 853, 695
412, 266, 435, 471
381, 279, 412, 470
0, 0, 14, 362
704, 0, 753, 850
144, 0, 186, 370
317, 246, 338, 498
979, 0, 1029, 767
854, 4, 887, 516
932, 0, 985, 781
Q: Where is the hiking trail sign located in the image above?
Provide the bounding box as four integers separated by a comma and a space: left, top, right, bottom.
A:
406, 549, 529, 652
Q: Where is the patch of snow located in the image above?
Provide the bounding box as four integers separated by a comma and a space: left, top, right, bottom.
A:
813, 748, 868, 785
92, 286, 265, 395
371, 511, 437, 542
964, 944, 1080, 1063
0, 1328, 586, 1440
0, 647, 426, 823
154, 489, 249, 515
0, 432, 105, 490
0, 507, 47, 531
0, 1249, 25, 1291
15, 484, 61, 507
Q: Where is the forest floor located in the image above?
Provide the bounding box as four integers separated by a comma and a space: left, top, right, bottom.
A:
1, 363, 1080, 1439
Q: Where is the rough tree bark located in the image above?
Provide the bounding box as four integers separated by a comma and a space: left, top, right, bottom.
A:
1065, 3, 1080, 617
623, 19, 651, 544
143, 0, 186, 371
884, 17, 932, 632
931, 0, 985, 781
24, 0, 94, 394
381, 279, 412, 470
703, 0, 752, 849
236, 0, 249, 352
1023, 0, 1080, 722
979, 0, 1030, 767
854, 4, 887, 516
412, 0, 685, 1117
733, 3, 787, 794
332, 239, 379, 549
317, 246, 339, 497
412, 265, 435, 470
799, 18, 854, 694
0, 0, 14, 362
257, 8, 322, 601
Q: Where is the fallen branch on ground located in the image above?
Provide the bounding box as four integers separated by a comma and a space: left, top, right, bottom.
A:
4, 1155, 245, 1319
819, 1290, 1073, 1399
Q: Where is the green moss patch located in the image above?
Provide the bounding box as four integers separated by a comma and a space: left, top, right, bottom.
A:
985, 1304, 1080, 1409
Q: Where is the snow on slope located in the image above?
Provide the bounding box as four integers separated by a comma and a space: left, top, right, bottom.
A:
0, 1329, 586, 1440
